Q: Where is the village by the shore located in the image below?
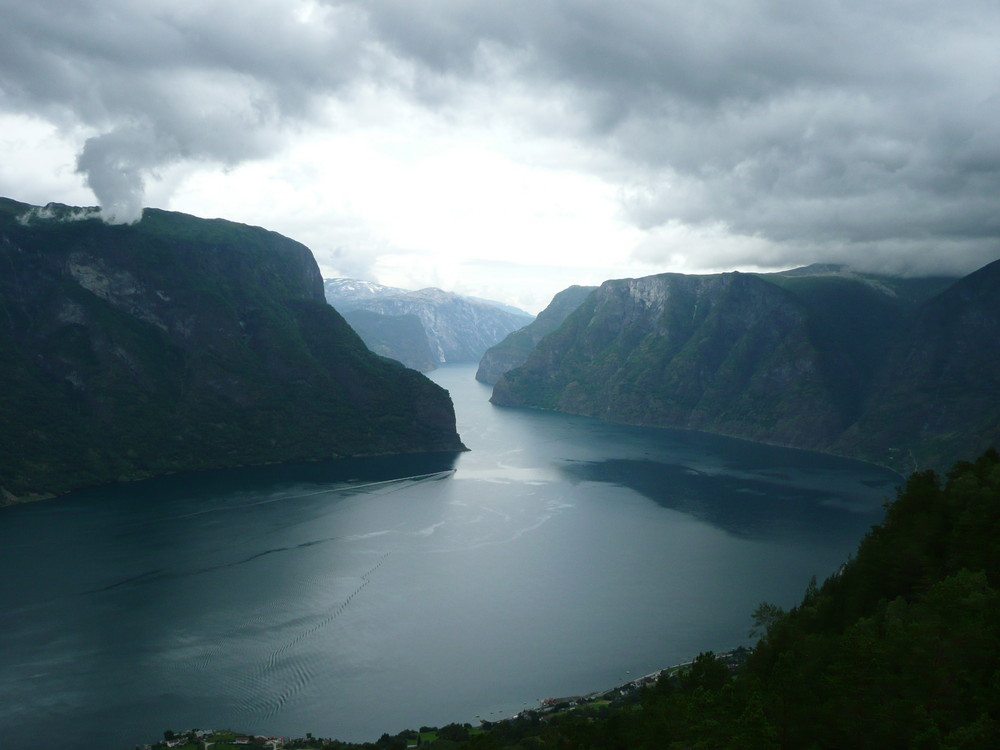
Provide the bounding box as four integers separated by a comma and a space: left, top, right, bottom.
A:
140, 649, 751, 750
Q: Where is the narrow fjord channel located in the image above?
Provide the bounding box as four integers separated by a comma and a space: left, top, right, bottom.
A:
0, 364, 899, 749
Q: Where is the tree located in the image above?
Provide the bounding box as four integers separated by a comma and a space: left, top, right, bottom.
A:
680, 651, 730, 693
749, 602, 785, 640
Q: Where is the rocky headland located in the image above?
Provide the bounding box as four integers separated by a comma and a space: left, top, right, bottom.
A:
0, 198, 465, 502
491, 263, 998, 472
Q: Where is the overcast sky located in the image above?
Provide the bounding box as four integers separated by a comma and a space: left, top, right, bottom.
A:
2, 0, 999, 312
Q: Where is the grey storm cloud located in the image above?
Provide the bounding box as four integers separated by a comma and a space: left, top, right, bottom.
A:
0, 0, 372, 222
350, 0, 1000, 274
1, 0, 998, 274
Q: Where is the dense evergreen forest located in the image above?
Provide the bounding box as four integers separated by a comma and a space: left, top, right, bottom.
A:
269, 450, 999, 750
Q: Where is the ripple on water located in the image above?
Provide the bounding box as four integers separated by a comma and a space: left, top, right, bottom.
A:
232, 553, 391, 722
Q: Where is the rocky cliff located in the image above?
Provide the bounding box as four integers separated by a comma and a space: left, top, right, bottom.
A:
492, 272, 850, 449
476, 284, 596, 384
323, 278, 411, 306
491, 264, 990, 472
326, 280, 533, 364
0, 198, 465, 502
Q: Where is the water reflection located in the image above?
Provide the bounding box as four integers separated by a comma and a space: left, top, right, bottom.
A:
65, 451, 464, 508
559, 457, 894, 543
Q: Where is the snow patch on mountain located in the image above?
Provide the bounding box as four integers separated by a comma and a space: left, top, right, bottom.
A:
324, 278, 534, 364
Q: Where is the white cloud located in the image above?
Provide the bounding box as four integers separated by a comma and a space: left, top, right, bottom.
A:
167, 89, 646, 312
0, 114, 93, 207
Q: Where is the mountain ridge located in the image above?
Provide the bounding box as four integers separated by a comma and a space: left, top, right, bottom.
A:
491, 262, 992, 472
0, 198, 465, 502
476, 284, 597, 384
325, 278, 533, 367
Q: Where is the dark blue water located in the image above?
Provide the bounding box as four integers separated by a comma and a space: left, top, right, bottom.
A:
0, 364, 899, 748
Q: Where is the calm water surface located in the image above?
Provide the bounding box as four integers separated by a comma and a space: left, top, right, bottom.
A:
0, 364, 900, 748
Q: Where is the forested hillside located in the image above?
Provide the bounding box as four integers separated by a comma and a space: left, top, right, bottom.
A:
491, 263, 998, 473
0, 199, 465, 501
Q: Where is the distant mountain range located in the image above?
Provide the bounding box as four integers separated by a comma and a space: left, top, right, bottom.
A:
490, 262, 999, 473
323, 278, 411, 306
0, 199, 465, 502
324, 278, 533, 370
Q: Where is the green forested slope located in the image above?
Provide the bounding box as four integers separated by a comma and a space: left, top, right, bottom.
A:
743, 449, 1000, 749
0, 198, 464, 501
492, 272, 851, 449
492, 263, 997, 472
835, 258, 1000, 472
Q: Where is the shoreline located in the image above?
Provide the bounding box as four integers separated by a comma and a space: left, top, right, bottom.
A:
141, 650, 753, 749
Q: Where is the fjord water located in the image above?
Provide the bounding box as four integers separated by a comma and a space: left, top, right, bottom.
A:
0, 364, 899, 749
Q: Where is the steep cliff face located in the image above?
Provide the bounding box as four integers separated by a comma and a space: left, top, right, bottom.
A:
325, 278, 534, 366
493, 272, 848, 448
491, 265, 991, 470
0, 198, 465, 502
341, 287, 533, 363
476, 284, 596, 384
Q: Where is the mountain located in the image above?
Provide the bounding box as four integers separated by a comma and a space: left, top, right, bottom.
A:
476, 284, 597, 384
492, 271, 852, 449
324, 279, 439, 371
490, 263, 991, 471
465, 295, 537, 319
323, 278, 411, 307
340, 308, 437, 372
758, 264, 956, 426
0, 198, 465, 502
834, 258, 1000, 471
325, 279, 534, 365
